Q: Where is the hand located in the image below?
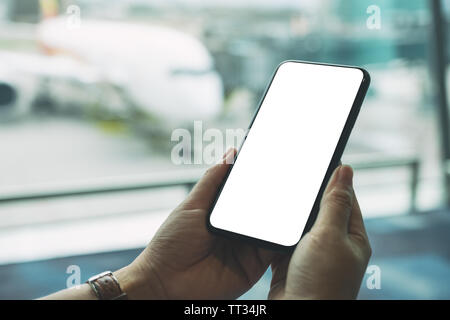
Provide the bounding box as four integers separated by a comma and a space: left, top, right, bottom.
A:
268, 165, 372, 300
117, 149, 276, 299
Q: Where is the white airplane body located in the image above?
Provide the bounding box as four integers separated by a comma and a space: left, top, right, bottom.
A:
0, 17, 223, 123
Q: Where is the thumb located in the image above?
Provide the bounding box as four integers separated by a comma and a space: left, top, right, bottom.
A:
181, 148, 236, 210
313, 165, 355, 233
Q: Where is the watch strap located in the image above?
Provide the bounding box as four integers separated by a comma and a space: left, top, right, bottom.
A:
87, 271, 128, 300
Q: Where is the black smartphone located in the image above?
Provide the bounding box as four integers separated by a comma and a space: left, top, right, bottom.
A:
207, 60, 370, 250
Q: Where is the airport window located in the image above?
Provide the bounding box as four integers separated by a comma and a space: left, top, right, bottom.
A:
0, 0, 449, 300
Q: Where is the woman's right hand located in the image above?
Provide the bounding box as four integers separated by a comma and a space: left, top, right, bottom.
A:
269, 165, 372, 300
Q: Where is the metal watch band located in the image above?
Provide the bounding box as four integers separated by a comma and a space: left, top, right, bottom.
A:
87, 271, 128, 300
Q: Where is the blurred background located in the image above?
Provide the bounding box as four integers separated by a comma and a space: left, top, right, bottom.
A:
0, 0, 449, 299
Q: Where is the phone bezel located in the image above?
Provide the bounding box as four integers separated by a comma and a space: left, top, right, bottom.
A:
206, 60, 371, 251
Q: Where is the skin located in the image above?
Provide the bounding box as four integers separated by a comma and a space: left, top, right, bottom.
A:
269, 162, 372, 299
42, 149, 371, 300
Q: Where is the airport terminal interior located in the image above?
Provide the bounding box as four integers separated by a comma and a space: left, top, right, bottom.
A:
0, 0, 449, 299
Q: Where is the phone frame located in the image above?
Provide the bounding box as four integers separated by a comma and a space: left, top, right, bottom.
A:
206, 60, 371, 251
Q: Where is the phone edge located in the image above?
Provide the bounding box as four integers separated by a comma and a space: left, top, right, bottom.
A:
206, 60, 371, 252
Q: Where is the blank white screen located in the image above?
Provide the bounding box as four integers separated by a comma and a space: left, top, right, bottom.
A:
209, 61, 364, 247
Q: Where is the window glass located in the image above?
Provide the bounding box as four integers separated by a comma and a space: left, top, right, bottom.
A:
0, 0, 444, 222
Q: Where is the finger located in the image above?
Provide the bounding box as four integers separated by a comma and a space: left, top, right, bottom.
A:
258, 247, 279, 264
182, 148, 236, 210
348, 189, 369, 239
268, 253, 291, 299
222, 147, 235, 161
313, 165, 355, 233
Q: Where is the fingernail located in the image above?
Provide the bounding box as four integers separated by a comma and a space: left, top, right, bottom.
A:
337, 165, 353, 187
222, 148, 232, 160
224, 148, 235, 164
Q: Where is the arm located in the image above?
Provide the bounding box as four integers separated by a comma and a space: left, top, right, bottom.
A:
41, 152, 371, 300
39, 266, 145, 299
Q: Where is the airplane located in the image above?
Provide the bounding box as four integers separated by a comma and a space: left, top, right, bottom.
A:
0, 3, 223, 127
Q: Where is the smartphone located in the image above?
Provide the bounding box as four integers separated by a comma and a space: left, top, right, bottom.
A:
207, 60, 370, 250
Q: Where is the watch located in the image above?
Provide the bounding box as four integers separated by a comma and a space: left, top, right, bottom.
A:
86, 271, 128, 300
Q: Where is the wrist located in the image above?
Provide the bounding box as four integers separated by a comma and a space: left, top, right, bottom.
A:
114, 263, 166, 300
